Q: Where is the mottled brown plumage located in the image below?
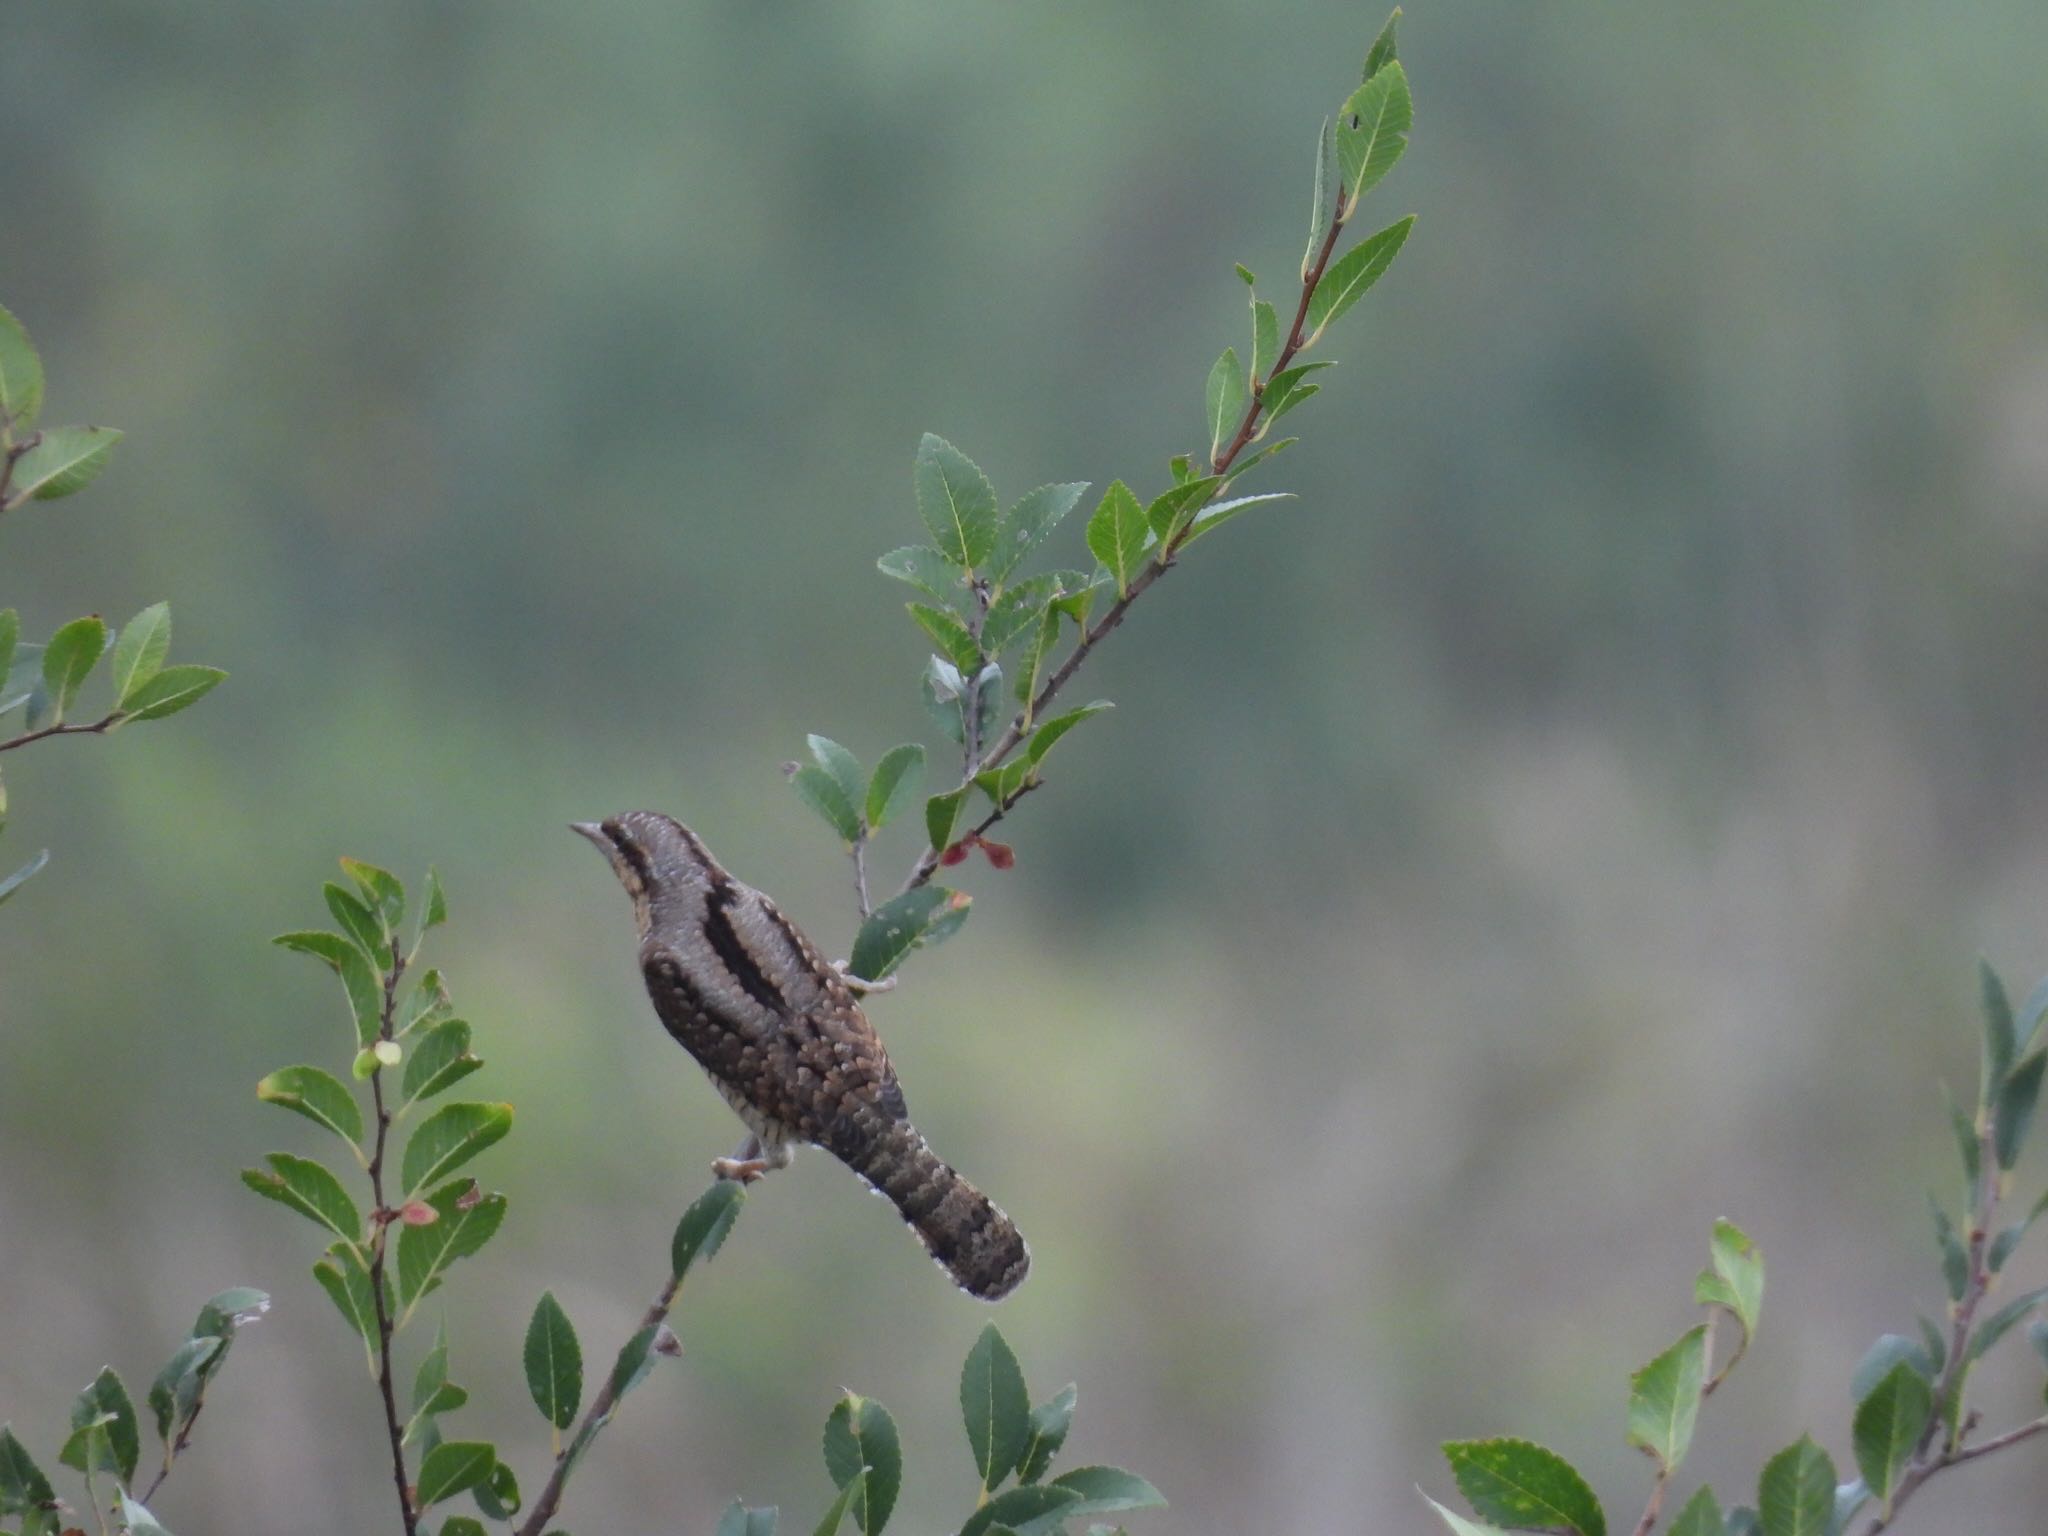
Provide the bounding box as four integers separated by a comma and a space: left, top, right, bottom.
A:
573, 811, 1029, 1301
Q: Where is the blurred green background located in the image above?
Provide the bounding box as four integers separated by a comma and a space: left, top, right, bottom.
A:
5, 1, 2048, 1530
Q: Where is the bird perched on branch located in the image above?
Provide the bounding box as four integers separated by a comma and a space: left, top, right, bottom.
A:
572, 811, 1030, 1301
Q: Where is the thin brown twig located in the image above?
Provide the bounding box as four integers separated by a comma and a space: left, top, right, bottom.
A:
364, 936, 418, 1536
0, 712, 123, 753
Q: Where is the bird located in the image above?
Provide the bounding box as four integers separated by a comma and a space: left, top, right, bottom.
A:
572, 811, 1030, 1301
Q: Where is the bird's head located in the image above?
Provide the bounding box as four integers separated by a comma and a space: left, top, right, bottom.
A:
570, 812, 721, 939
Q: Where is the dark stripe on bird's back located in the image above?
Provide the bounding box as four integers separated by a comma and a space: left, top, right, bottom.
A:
701, 880, 786, 1015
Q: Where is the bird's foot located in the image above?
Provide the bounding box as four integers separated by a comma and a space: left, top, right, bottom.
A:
711, 1155, 773, 1184
835, 961, 897, 996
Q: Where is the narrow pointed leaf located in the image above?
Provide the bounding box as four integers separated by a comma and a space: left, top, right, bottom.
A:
0, 848, 50, 906
1627, 1326, 1707, 1472
961, 1323, 1031, 1491
810, 1468, 867, 1536
1422, 1496, 1514, 1536
417, 1441, 496, 1506
1363, 8, 1401, 78
1205, 347, 1247, 464
1084, 481, 1148, 598
1851, 1363, 1930, 1513
1304, 215, 1414, 342
1443, 1439, 1605, 1536
672, 1174, 748, 1277
915, 434, 998, 569
1996, 1051, 2046, 1169
0, 304, 44, 425
108, 602, 171, 705
116, 663, 224, 722
524, 1291, 583, 1431
1756, 1437, 1834, 1536
1301, 116, 1336, 278
1027, 701, 1113, 765
396, 1180, 509, 1310
1982, 958, 2017, 1100
257, 1065, 365, 1148
865, 744, 926, 831
1251, 299, 1281, 385
401, 1102, 512, 1196
12, 425, 122, 501
241, 1152, 361, 1244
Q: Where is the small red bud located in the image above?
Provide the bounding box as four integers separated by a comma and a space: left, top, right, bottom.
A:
939, 841, 971, 866
978, 838, 1016, 870
653, 1324, 685, 1357
454, 1180, 485, 1211
399, 1200, 438, 1227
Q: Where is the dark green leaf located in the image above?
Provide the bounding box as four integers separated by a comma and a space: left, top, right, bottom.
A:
673, 1178, 746, 1277
41, 615, 108, 718
1084, 481, 1149, 598
396, 1180, 509, 1314
324, 881, 387, 960
1014, 606, 1061, 712
1996, 1051, 2046, 1170
716, 1501, 781, 1536
0, 303, 45, 425
525, 1291, 583, 1431
824, 1394, 901, 1535
1017, 1384, 1075, 1484
909, 604, 984, 674
811, 1468, 867, 1536
1046, 1466, 1166, 1521
808, 735, 868, 817
1966, 1284, 2048, 1364
401, 1101, 513, 1196
1443, 1440, 1604, 1536
925, 788, 968, 855
1850, 1336, 1933, 1403
1757, 1437, 1834, 1536
1666, 1487, 1722, 1536
241, 1152, 362, 1245
311, 1243, 382, 1368
974, 759, 1034, 812
402, 1020, 482, 1106
982, 574, 1065, 655
472, 1460, 521, 1520
1363, 8, 1401, 78
1304, 215, 1415, 343
851, 885, 969, 982
877, 545, 966, 603
1726, 1505, 1762, 1536
1251, 299, 1280, 386
147, 1337, 223, 1442
1301, 116, 1336, 280
604, 1324, 663, 1407
793, 764, 862, 843
0, 610, 18, 698
915, 434, 998, 569
0, 1426, 55, 1518
417, 1441, 496, 1506
961, 1322, 1031, 1492
1027, 701, 1113, 765
1334, 59, 1412, 210
441, 1520, 487, 1536
108, 602, 171, 706
257, 1065, 364, 1149
1852, 1363, 1929, 1514
1931, 1197, 1969, 1302
865, 745, 926, 832
1205, 347, 1247, 464
1145, 475, 1223, 544
115, 663, 224, 722
972, 663, 1005, 743
1628, 1326, 1707, 1472
62, 1369, 139, 1483
2017, 972, 2048, 1057
419, 866, 448, 935
1982, 959, 2017, 1103
991, 483, 1088, 581
11, 425, 122, 501
1945, 1085, 1982, 1191
275, 930, 386, 1046
959, 1486, 1081, 1536
340, 858, 405, 928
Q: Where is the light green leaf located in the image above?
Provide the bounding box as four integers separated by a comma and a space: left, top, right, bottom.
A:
983, 573, 1065, 655
1702, 1218, 1764, 1343
961, 1322, 1031, 1492
1931, 1197, 1969, 1302
991, 483, 1088, 581
716, 1501, 782, 1536
1046, 1466, 1166, 1521
1627, 1325, 1707, 1473
1757, 1437, 1834, 1536
0, 303, 44, 426
325, 881, 387, 960
339, 857, 404, 927
119, 663, 224, 722
1206, 347, 1246, 464
146, 1336, 224, 1442
921, 655, 967, 745
1146, 475, 1224, 544
396, 1180, 508, 1313
1666, 1486, 1722, 1536
1017, 1384, 1075, 1484
793, 764, 862, 844
915, 434, 998, 569
417, 1441, 496, 1507
241, 1152, 362, 1245
1177, 491, 1294, 548
274, 931, 384, 1047
1852, 1363, 1930, 1514
1084, 481, 1149, 598
808, 735, 867, 819
824, 1393, 901, 1536
1027, 701, 1113, 765
1443, 1439, 1605, 1536
402, 1102, 513, 1196
1334, 59, 1412, 211
850, 885, 969, 982
119, 1494, 174, 1536
1421, 1495, 1514, 1536
1965, 1283, 2048, 1364
419, 866, 448, 934
909, 603, 983, 673
811, 1468, 867, 1536
1304, 215, 1414, 344
672, 1175, 747, 1277
41, 615, 109, 718
257, 1065, 365, 1149
524, 1291, 583, 1431
1983, 958, 2018, 1099
925, 787, 969, 855
1251, 299, 1281, 386
972, 662, 1005, 743
1363, 8, 1401, 79
958, 1485, 1079, 1536
974, 758, 1034, 812
0, 610, 18, 698
1301, 116, 1337, 279
876, 545, 966, 603
62, 1369, 139, 1483
1996, 1050, 2046, 1170
865, 744, 926, 832
402, 1020, 481, 1107
10, 425, 121, 502
109, 602, 171, 706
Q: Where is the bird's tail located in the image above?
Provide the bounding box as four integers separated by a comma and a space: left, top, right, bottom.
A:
840, 1118, 1030, 1301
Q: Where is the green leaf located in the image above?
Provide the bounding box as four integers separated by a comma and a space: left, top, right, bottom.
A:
1304, 215, 1415, 344
982, 573, 1065, 655
419, 867, 449, 934
41, 615, 108, 718
396, 1180, 510, 1313
1757, 1437, 1835, 1536
2016, 973, 2048, 1057
0, 1426, 55, 1521
1702, 1218, 1764, 1343
1205, 347, 1247, 464
1027, 701, 1112, 765
1084, 481, 1149, 598
604, 1323, 663, 1406
1145, 475, 1224, 544
0, 611, 17, 698
1849, 1336, 1933, 1403
10, 425, 122, 502
716, 1501, 782, 1536
118, 1495, 174, 1536
417, 1441, 496, 1506
961, 1322, 1031, 1492
1628, 1325, 1707, 1473
811, 1468, 867, 1536
61, 1369, 139, 1483
1944, 1084, 1982, 1191
1046, 1466, 1166, 1521
1852, 1363, 1930, 1514
921, 656, 967, 744
441, 1520, 487, 1536
1833, 1481, 1871, 1535
1965, 1283, 2048, 1364
401, 1102, 513, 1196
1982, 959, 2017, 1103
1334, 59, 1412, 211
325, 881, 388, 959
1442, 1439, 1605, 1536
1996, 1050, 2046, 1170
1363, 8, 1401, 78
865, 744, 926, 832
402, 1020, 482, 1107
824, 1394, 901, 1535
1177, 491, 1294, 548
915, 434, 998, 569
311, 1243, 381, 1367
257, 1065, 365, 1149
1017, 1384, 1075, 1484
1421, 1496, 1514, 1536
877, 544, 966, 603
0, 848, 50, 906
147, 1337, 223, 1442
672, 1177, 747, 1277
1931, 1196, 1969, 1302
973, 758, 1034, 812
991, 483, 1088, 581
808, 735, 867, 818
1014, 606, 1061, 716
793, 764, 862, 843
909, 603, 984, 674
525, 1291, 583, 1431
1251, 299, 1281, 386
108, 602, 171, 706
0, 304, 45, 426
274, 929, 385, 1045
850, 885, 969, 982
411, 1322, 463, 1420
119, 663, 224, 722
972, 663, 1005, 743
925, 787, 969, 854
1666, 1486, 1722, 1536
472, 1459, 521, 1520
241, 1152, 362, 1245
958, 1486, 1080, 1536
1302, 116, 1337, 279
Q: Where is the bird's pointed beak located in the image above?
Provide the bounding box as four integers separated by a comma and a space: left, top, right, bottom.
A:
569, 820, 609, 850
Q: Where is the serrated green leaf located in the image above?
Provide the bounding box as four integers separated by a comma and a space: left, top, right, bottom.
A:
1363, 8, 1401, 79
108, 602, 171, 706
1628, 1325, 1707, 1473
41, 615, 108, 718
1334, 59, 1412, 211
1145, 474, 1223, 544
824, 1394, 901, 1536
915, 434, 998, 569
792, 764, 862, 843
11, 425, 121, 502
241, 1152, 361, 1245
1304, 215, 1414, 345
877, 544, 966, 602
1046, 1466, 1165, 1522
1205, 348, 1246, 464
1852, 1363, 1930, 1514
1706, 1218, 1764, 1342
958, 1485, 1079, 1536
865, 744, 926, 832
402, 1020, 481, 1107
402, 1102, 512, 1196
1443, 1439, 1605, 1536
525, 1291, 582, 1431
1666, 1486, 1722, 1536
119, 663, 224, 722
672, 1178, 746, 1277
808, 735, 867, 818
1084, 481, 1149, 598
1177, 491, 1294, 548
851, 885, 968, 982
0, 304, 44, 426
925, 787, 968, 854
396, 1182, 509, 1315
1757, 1437, 1834, 1536
991, 482, 1088, 581
961, 1322, 1031, 1492
61, 1369, 139, 1483
909, 603, 984, 673
983, 573, 1064, 655
417, 1441, 496, 1507
1302, 116, 1337, 280
257, 1065, 365, 1149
